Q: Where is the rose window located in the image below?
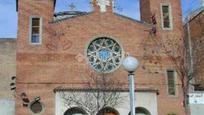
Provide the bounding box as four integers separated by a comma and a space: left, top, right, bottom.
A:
86, 37, 123, 73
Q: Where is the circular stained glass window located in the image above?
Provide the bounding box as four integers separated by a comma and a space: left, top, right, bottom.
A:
86, 37, 123, 73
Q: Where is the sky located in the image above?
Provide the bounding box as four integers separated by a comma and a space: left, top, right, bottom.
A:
0, 0, 202, 38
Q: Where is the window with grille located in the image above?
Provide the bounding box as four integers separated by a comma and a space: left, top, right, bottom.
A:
30, 17, 42, 44
167, 70, 176, 96
161, 4, 172, 30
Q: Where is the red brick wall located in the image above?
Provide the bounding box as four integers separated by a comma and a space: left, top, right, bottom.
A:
140, 0, 151, 23
189, 12, 204, 39
16, 0, 185, 115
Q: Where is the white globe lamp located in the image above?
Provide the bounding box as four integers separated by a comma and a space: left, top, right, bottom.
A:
122, 55, 139, 115
122, 56, 139, 73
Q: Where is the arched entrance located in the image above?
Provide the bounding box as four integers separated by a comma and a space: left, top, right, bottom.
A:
97, 107, 119, 115
128, 107, 151, 115
64, 107, 88, 115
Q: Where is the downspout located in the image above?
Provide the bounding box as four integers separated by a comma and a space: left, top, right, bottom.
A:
186, 16, 194, 92
184, 16, 194, 115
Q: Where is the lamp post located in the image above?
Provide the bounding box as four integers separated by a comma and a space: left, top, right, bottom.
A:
122, 55, 139, 115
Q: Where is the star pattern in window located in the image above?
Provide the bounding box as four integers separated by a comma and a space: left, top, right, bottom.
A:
87, 37, 123, 73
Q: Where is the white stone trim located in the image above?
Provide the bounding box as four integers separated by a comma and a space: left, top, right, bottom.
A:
55, 91, 158, 115
96, 0, 110, 13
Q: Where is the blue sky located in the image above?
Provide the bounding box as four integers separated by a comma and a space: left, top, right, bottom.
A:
0, 0, 202, 38
0, 0, 17, 38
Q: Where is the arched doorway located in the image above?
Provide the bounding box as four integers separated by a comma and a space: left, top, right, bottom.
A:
97, 107, 119, 115
128, 107, 151, 115
64, 107, 88, 115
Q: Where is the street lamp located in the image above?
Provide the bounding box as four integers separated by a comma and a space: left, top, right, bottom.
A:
122, 55, 139, 115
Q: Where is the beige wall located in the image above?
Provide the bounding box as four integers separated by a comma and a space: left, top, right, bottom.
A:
0, 38, 16, 115
0, 38, 16, 98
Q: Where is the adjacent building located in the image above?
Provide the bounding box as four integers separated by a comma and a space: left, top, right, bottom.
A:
0, 38, 16, 115
184, 2, 204, 115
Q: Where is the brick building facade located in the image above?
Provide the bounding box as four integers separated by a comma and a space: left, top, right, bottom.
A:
16, 0, 185, 115
185, 8, 204, 90
184, 5, 204, 115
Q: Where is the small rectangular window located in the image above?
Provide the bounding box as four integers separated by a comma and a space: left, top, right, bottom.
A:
161, 4, 172, 30
30, 17, 42, 44
167, 70, 176, 96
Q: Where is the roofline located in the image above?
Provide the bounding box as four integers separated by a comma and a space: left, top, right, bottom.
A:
114, 13, 152, 26
54, 0, 56, 10
0, 38, 16, 40
189, 8, 204, 23
16, 0, 18, 12
54, 11, 89, 17
51, 12, 93, 23
16, 0, 56, 12
0, 38, 16, 42
184, 6, 204, 24
51, 11, 152, 27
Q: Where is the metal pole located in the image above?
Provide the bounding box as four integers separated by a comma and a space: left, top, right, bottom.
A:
128, 73, 135, 115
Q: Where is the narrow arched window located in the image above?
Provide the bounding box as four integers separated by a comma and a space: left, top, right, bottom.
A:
64, 107, 88, 115
128, 107, 151, 115
97, 107, 119, 115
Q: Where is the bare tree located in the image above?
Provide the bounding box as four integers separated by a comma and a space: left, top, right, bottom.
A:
190, 36, 204, 88
59, 69, 125, 115
141, 15, 204, 114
